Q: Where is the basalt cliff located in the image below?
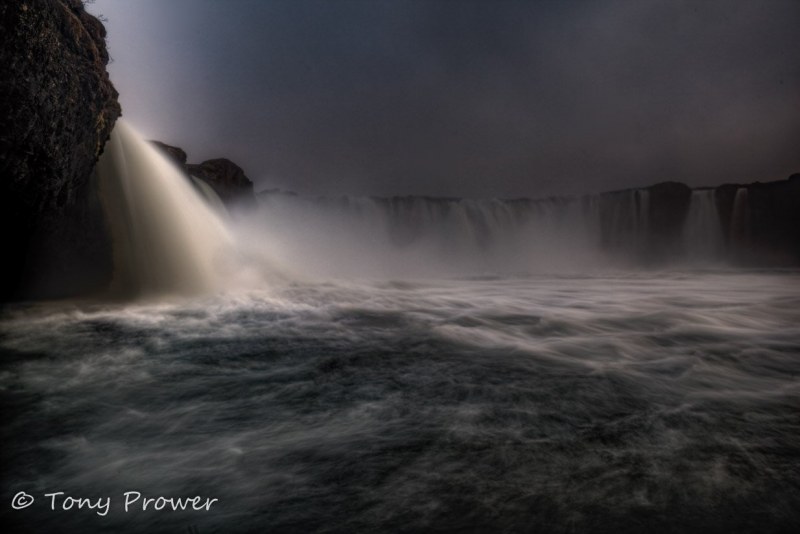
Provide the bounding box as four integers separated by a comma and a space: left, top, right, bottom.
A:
0, 0, 120, 299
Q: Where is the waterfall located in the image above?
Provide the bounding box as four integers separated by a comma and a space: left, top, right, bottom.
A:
93, 123, 740, 287
96, 120, 233, 298
251, 186, 739, 277
596, 189, 649, 260
634, 189, 650, 254
252, 193, 619, 276
191, 176, 228, 216
730, 187, 751, 246
683, 189, 723, 261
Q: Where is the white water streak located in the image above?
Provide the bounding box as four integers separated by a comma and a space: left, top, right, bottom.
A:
96, 120, 233, 298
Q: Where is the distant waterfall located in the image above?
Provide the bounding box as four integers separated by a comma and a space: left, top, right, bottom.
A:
683, 189, 723, 261
730, 187, 751, 246
97, 120, 233, 297
587, 189, 650, 261
252, 191, 663, 277
636, 189, 650, 241
250, 186, 750, 277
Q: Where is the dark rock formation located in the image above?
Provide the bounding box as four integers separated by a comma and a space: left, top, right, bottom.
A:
0, 0, 120, 299
590, 176, 800, 266
149, 141, 257, 208
643, 181, 692, 263
715, 175, 800, 266
149, 140, 187, 166
188, 159, 256, 208
594, 181, 692, 263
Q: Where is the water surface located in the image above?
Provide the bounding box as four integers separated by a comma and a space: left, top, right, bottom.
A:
1, 271, 799, 533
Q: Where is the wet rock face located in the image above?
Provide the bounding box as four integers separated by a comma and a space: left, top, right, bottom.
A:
0, 0, 121, 299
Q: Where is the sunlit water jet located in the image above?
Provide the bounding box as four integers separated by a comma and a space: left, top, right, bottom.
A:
96, 121, 234, 298
190, 176, 228, 216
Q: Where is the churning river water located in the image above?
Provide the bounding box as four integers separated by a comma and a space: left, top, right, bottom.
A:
1, 271, 799, 533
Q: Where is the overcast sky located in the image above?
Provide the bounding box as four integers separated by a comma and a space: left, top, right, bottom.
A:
89, 0, 800, 198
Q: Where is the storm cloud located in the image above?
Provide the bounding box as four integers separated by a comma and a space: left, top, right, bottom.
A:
90, 0, 800, 197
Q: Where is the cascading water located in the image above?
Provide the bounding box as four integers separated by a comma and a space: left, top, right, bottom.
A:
249, 191, 659, 277
191, 175, 229, 216
595, 189, 649, 260
96, 120, 233, 298
683, 189, 724, 261
247, 186, 743, 277
249, 193, 608, 277
730, 187, 751, 246
635, 189, 650, 246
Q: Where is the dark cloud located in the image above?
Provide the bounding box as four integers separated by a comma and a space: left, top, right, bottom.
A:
91, 0, 800, 197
